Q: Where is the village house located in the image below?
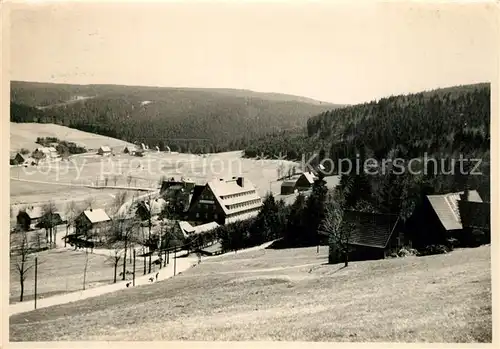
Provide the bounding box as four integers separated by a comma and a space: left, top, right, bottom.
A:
187, 177, 263, 225
74, 208, 112, 238
17, 206, 44, 231
405, 189, 487, 248
280, 171, 318, 195
136, 198, 167, 221
11, 153, 27, 165
123, 145, 138, 155
32, 146, 60, 162
160, 178, 198, 214
328, 210, 403, 263
97, 145, 112, 156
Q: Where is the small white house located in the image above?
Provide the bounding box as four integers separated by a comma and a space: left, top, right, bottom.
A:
97, 146, 112, 156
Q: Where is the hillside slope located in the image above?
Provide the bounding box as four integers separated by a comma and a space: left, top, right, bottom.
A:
10, 122, 134, 153
10, 81, 340, 152
9, 245, 491, 341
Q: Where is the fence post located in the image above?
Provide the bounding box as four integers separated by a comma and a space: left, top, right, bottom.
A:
34, 256, 38, 310
133, 249, 136, 287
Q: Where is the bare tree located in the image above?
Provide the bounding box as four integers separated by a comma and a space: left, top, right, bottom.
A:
41, 201, 58, 248
12, 231, 34, 302
112, 191, 128, 216
64, 201, 78, 247
320, 201, 352, 267
106, 243, 123, 283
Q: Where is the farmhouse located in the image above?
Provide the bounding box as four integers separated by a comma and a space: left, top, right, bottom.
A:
160, 178, 198, 213
188, 177, 263, 225
97, 145, 112, 155
123, 145, 138, 154
279, 171, 323, 195
406, 189, 486, 247
17, 206, 44, 231
328, 210, 403, 263
11, 153, 27, 165
280, 179, 298, 195
74, 208, 112, 236
136, 198, 167, 221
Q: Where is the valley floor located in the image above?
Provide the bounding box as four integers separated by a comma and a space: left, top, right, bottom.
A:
10, 245, 491, 342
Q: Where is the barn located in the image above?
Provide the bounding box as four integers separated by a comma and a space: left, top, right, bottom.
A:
97, 146, 112, 156
329, 210, 402, 264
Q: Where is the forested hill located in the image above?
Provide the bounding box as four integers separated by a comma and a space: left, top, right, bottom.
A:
245, 83, 490, 160
245, 83, 491, 210
10, 81, 340, 153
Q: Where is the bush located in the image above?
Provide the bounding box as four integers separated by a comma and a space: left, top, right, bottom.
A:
419, 244, 450, 256
20, 148, 30, 155
397, 247, 419, 257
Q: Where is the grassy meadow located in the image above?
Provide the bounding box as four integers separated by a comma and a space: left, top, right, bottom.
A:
10, 245, 491, 342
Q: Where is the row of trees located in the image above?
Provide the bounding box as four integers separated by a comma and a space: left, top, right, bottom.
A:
216, 174, 334, 252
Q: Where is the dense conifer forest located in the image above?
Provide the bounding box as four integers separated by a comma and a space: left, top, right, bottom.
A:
10, 81, 338, 153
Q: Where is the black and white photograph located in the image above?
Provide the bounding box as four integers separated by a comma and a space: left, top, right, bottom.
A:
4, 0, 498, 344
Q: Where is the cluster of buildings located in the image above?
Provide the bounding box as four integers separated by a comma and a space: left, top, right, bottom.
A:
160, 176, 263, 226
331, 189, 491, 263
10, 146, 61, 166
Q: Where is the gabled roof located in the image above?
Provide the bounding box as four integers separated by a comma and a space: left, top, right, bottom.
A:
427, 190, 482, 231
83, 209, 111, 224
23, 206, 44, 220
178, 221, 219, 238
342, 210, 400, 249
458, 200, 490, 230
207, 177, 262, 215
14, 153, 27, 161
124, 145, 137, 151
99, 145, 111, 152
299, 172, 317, 185
35, 147, 51, 154
281, 179, 298, 188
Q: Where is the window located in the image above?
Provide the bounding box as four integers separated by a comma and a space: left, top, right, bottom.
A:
214, 214, 218, 219
196, 213, 200, 218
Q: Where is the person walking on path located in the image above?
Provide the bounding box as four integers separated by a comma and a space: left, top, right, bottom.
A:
155, 272, 159, 281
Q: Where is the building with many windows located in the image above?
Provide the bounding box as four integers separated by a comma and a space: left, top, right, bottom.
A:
187, 177, 263, 225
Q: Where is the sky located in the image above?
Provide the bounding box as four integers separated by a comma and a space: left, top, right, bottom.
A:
9, 1, 498, 104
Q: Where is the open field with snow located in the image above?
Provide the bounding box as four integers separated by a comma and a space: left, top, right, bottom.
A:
10, 150, 298, 214
9, 249, 115, 304
10, 122, 135, 153
10, 245, 491, 342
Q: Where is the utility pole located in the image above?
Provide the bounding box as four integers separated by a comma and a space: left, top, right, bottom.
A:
173, 250, 177, 276
132, 249, 136, 287
34, 256, 38, 310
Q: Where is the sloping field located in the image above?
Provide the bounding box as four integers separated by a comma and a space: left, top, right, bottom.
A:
10, 122, 134, 153
10, 245, 491, 342
9, 249, 114, 304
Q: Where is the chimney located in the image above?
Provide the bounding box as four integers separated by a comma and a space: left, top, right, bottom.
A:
463, 186, 470, 202
236, 177, 244, 187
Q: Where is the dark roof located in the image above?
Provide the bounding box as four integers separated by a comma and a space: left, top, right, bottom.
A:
189, 184, 206, 209
458, 201, 490, 230
427, 190, 482, 231
343, 210, 399, 249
